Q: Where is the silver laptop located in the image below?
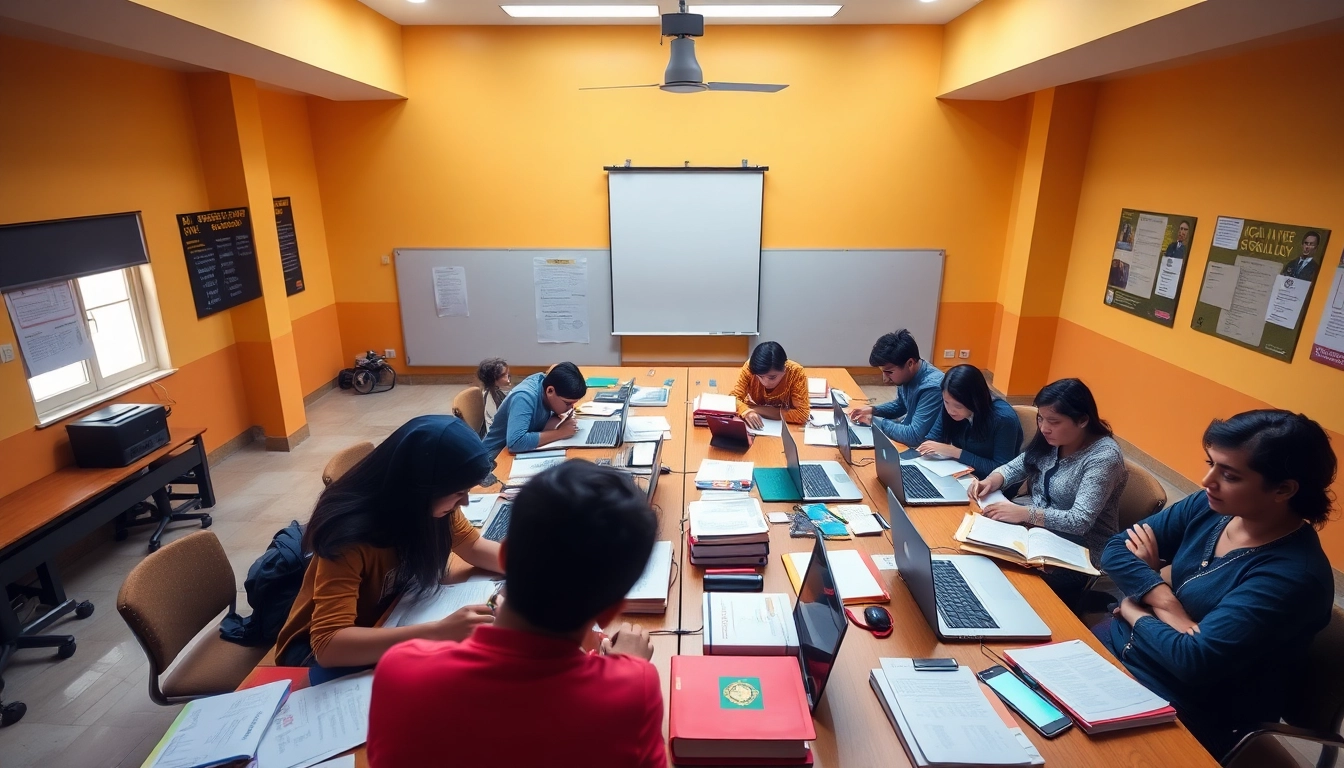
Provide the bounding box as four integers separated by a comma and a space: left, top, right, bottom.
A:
887, 488, 1050, 641
528, 402, 628, 450
781, 423, 863, 503
872, 427, 968, 506
828, 393, 873, 451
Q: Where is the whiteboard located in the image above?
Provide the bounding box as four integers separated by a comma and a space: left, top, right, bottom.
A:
752, 250, 944, 367
393, 249, 620, 367
608, 171, 763, 335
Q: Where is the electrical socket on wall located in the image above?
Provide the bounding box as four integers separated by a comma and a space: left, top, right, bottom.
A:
959, 350, 971, 359
381, 255, 390, 265
942, 349, 955, 359
0, 344, 13, 363
385, 348, 396, 359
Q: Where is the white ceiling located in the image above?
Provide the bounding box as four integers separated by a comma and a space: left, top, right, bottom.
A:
356, 0, 982, 26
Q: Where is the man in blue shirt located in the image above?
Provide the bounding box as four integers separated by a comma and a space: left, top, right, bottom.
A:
481, 362, 588, 459
849, 329, 944, 447
1162, 220, 1191, 261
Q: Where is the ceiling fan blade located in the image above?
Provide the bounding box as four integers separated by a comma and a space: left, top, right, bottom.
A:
707, 82, 789, 92
579, 84, 661, 90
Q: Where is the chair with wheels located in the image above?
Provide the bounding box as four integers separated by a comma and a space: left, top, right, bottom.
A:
0, 563, 95, 726
322, 441, 375, 486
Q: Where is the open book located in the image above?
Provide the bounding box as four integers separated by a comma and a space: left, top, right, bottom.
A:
953, 514, 1099, 575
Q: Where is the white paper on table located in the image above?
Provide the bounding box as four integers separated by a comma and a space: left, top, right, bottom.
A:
312, 756, 356, 768
255, 673, 374, 768
1216, 255, 1279, 346
881, 659, 1031, 766
702, 489, 753, 501
144, 680, 290, 768
957, 475, 1006, 506
386, 580, 500, 628
912, 456, 972, 477
431, 265, 468, 317
3, 282, 95, 377
533, 256, 589, 343
1265, 274, 1312, 329
872, 554, 898, 571
463, 493, 501, 526
508, 453, 567, 484
767, 511, 793, 524
625, 415, 672, 442
1198, 262, 1240, 310
1006, 640, 1170, 723
578, 401, 624, 416
694, 459, 754, 486
687, 497, 768, 538
1212, 216, 1245, 249
1154, 256, 1183, 300
786, 550, 883, 601
746, 417, 784, 437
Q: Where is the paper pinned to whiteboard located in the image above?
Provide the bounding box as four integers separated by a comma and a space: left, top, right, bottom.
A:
432, 266, 469, 317
3, 281, 94, 377
534, 256, 590, 343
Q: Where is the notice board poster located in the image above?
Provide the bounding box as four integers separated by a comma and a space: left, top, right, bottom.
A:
1309, 247, 1344, 371
274, 197, 305, 296
1190, 216, 1330, 362
1103, 209, 1196, 326
177, 207, 263, 319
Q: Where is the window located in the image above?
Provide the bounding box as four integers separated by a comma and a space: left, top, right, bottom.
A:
22, 266, 169, 422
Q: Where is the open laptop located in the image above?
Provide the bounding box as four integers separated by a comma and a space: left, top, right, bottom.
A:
780, 424, 863, 503
793, 528, 848, 712
537, 402, 628, 450
872, 427, 969, 506
887, 488, 1049, 641
630, 439, 663, 502
593, 378, 636, 403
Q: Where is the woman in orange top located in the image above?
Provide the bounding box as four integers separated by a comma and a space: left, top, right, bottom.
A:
275, 415, 501, 682
730, 341, 811, 427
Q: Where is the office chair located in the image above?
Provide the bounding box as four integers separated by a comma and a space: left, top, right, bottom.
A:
1117, 460, 1167, 531
321, 441, 375, 486
1223, 606, 1344, 768
1012, 405, 1038, 445
118, 531, 268, 704
452, 387, 487, 437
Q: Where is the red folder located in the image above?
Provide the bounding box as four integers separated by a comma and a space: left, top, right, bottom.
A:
236, 666, 310, 693
669, 655, 816, 764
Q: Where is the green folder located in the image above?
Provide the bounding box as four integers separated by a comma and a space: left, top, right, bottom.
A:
585, 377, 619, 387
753, 468, 802, 503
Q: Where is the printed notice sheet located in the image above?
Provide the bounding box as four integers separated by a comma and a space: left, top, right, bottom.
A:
1104, 209, 1196, 326
1215, 256, 1278, 347
3, 281, 95, 377
255, 672, 374, 768
1310, 251, 1344, 370
432, 266, 469, 317
533, 257, 590, 343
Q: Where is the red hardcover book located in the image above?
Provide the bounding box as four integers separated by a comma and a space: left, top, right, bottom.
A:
236, 666, 310, 693
669, 655, 816, 764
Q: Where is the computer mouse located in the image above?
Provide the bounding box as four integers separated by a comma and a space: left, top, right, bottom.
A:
864, 605, 893, 633
660, 464, 672, 475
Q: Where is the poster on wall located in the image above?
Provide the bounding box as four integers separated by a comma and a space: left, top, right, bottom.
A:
533, 256, 590, 344
1190, 216, 1330, 362
177, 207, 263, 319
1309, 247, 1344, 371
1103, 208, 1196, 326
274, 197, 305, 296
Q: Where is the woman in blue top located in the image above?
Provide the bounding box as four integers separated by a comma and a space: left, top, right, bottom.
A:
916, 364, 1023, 479
1098, 410, 1336, 760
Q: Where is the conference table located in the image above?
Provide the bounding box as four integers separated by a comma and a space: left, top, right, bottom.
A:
238, 366, 1217, 767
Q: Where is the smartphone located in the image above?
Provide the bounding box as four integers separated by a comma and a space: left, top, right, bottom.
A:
977, 665, 1072, 738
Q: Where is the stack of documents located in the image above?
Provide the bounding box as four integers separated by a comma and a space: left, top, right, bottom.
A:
954, 514, 1099, 575
624, 415, 672, 442
625, 541, 674, 613
692, 393, 737, 426
688, 496, 769, 567
255, 673, 375, 768
1003, 640, 1176, 733
144, 680, 291, 768
506, 451, 567, 485
870, 658, 1040, 767
702, 593, 798, 655
629, 386, 669, 406
694, 459, 754, 491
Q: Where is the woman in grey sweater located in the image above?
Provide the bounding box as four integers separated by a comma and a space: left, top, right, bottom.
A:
967, 378, 1128, 609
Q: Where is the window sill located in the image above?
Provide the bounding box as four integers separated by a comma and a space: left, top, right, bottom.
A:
35, 368, 179, 429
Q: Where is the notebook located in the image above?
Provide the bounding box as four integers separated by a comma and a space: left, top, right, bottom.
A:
688, 497, 769, 544
954, 514, 1099, 575
1003, 640, 1176, 734
782, 549, 889, 604
143, 680, 291, 768
695, 459, 755, 491
625, 541, 674, 613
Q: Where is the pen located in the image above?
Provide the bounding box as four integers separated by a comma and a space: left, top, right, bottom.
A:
556, 409, 574, 427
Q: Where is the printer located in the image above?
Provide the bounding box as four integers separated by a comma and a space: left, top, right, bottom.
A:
66, 403, 170, 468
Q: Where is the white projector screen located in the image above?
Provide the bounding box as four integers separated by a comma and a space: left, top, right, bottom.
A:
608, 170, 763, 335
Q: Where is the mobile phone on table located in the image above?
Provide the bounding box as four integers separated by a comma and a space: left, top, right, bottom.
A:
976, 665, 1073, 738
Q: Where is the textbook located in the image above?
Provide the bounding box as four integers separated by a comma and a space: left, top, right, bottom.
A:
782, 549, 889, 604
953, 514, 1100, 576
688, 497, 769, 545
702, 593, 799, 656
142, 679, 290, 768
695, 459, 755, 491
669, 655, 815, 764
625, 540, 674, 613
506, 451, 567, 485
629, 386, 670, 406
1004, 640, 1176, 734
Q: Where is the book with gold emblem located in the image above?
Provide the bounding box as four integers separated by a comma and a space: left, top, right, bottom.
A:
668, 655, 816, 765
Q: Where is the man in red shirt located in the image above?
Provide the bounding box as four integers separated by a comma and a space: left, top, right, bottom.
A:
367, 461, 665, 767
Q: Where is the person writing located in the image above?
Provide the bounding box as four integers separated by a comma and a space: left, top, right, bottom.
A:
368, 460, 664, 768
481, 361, 587, 457
730, 341, 811, 427
1098, 410, 1335, 760
476, 357, 511, 432
274, 416, 502, 683
849, 329, 944, 447
966, 378, 1127, 607
917, 364, 1023, 479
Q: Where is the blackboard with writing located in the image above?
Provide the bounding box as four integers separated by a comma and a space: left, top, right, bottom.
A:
273, 197, 305, 296
177, 207, 263, 318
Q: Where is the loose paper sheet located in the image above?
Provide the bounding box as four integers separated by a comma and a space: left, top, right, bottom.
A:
1197, 262, 1239, 310
1216, 255, 1279, 346
1264, 274, 1311, 329
1212, 216, 1245, 249
533, 257, 590, 343
255, 673, 374, 768
432, 266, 468, 317
1154, 256, 1183, 300
3, 282, 94, 377
1310, 256, 1344, 370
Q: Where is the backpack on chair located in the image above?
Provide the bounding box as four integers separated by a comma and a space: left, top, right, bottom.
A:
219, 520, 311, 647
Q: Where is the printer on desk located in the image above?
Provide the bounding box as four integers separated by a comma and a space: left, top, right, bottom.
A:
66, 404, 170, 468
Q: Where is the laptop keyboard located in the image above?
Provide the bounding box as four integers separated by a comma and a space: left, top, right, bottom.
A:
900, 465, 944, 500
931, 560, 998, 629
483, 502, 513, 542
799, 464, 840, 498
586, 420, 620, 445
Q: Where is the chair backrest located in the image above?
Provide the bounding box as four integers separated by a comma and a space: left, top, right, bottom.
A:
1012, 405, 1038, 446
1286, 605, 1344, 736
117, 531, 237, 678
1117, 459, 1167, 531
453, 386, 487, 437
322, 441, 374, 485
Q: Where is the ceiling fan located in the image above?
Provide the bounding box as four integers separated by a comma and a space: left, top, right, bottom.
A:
581, 1, 788, 93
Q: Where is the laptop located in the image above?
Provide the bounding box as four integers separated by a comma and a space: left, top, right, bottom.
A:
872, 427, 969, 506
480, 495, 514, 542
593, 378, 636, 403
630, 439, 664, 502
778, 424, 864, 503
793, 529, 849, 712
887, 488, 1049, 641
539, 402, 629, 450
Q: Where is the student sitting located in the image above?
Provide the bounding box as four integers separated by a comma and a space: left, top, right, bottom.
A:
967, 378, 1127, 608
849, 328, 944, 446
730, 341, 811, 427
274, 416, 502, 683
476, 357, 511, 432
481, 361, 587, 458
1098, 410, 1335, 760
917, 364, 1023, 479
367, 460, 663, 768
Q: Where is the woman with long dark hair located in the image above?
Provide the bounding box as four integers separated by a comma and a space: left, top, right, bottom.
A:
476, 358, 510, 430
730, 341, 811, 427
916, 364, 1023, 479
967, 378, 1128, 607
275, 416, 501, 681
1099, 410, 1335, 759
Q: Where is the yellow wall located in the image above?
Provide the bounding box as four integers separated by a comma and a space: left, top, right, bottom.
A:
308, 25, 1028, 371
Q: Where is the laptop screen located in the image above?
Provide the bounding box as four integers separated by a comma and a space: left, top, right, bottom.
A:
871, 427, 904, 501
781, 423, 805, 496
832, 394, 852, 466
793, 529, 848, 712
885, 487, 940, 633
636, 439, 663, 502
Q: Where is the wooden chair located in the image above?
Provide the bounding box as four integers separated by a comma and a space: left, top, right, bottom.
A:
1223, 606, 1344, 768
117, 531, 268, 704
453, 387, 487, 437
1012, 405, 1038, 445
1117, 459, 1167, 531
321, 441, 374, 486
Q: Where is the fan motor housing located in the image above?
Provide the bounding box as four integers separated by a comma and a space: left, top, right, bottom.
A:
661, 12, 704, 38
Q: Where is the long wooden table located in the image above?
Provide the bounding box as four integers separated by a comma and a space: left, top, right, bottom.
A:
239, 368, 1217, 767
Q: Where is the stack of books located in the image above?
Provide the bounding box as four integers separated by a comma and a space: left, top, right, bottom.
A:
693, 392, 738, 426
688, 497, 769, 567
1003, 640, 1176, 733
694, 459, 755, 491
624, 541, 675, 614
702, 593, 798, 655
669, 655, 816, 765
807, 377, 830, 408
